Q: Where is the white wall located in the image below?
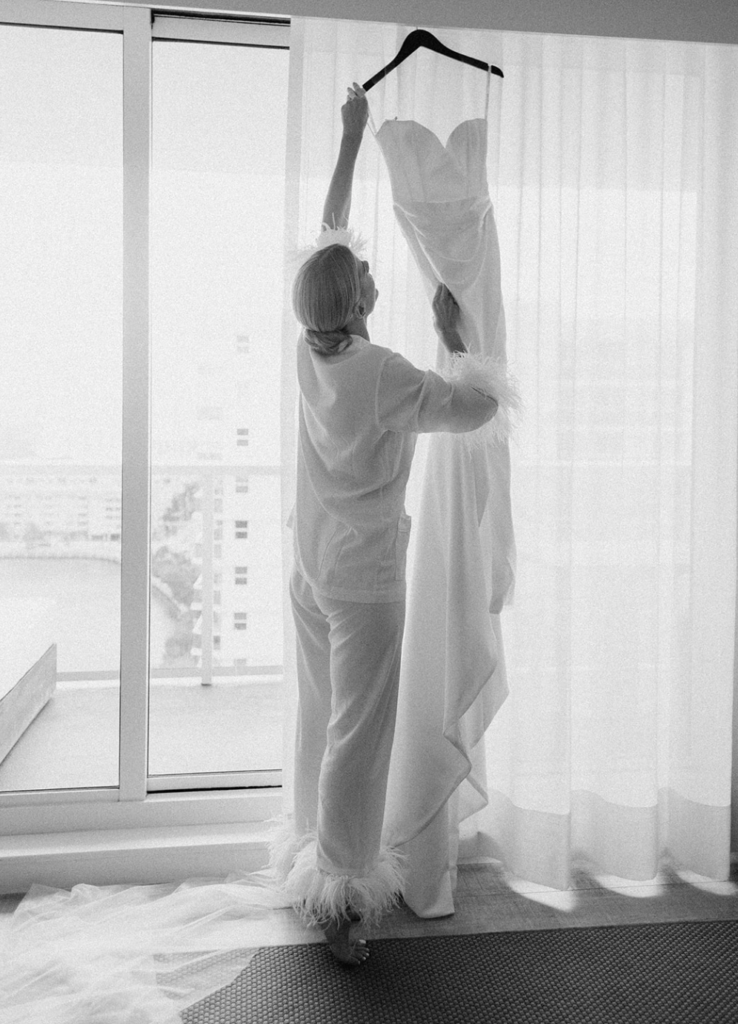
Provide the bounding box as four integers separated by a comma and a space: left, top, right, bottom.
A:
148, 0, 738, 45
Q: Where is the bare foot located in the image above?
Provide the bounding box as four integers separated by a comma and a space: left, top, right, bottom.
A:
323, 917, 370, 966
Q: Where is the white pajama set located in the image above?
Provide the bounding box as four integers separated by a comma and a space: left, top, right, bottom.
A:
274, 331, 498, 927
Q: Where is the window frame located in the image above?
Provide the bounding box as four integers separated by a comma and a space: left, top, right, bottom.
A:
0, 1, 288, 857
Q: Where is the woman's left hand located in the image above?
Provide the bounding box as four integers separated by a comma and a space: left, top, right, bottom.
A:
341, 82, 369, 139
432, 284, 461, 333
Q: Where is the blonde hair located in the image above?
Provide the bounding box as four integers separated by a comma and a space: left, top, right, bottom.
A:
292, 244, 362, 356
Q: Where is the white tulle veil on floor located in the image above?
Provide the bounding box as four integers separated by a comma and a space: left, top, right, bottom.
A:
0, 871, 293, 1024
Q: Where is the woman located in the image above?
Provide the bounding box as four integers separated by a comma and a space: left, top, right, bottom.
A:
273, 83, 501, 965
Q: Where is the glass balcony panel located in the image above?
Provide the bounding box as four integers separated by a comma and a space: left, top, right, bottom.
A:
0, 25, 123, 793
149, 40, 287, 779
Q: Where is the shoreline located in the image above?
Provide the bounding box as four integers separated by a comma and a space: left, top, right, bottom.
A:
0, 544, 185, 615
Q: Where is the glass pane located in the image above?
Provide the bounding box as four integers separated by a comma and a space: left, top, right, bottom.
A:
149, 41, 287, 778
0, 26, 123, 792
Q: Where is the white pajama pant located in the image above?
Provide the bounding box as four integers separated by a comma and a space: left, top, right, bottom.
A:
290, 567, 405, 879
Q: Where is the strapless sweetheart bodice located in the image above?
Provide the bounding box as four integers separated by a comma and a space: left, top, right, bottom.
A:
375, 118, 490, 203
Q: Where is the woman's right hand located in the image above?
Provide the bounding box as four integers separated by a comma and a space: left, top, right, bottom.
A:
341, 82, 369, 139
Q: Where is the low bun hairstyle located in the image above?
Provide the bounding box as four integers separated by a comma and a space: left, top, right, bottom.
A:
292, 243, 362, 356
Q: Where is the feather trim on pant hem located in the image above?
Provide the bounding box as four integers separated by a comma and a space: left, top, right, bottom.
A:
267, 818, 310, 883
268, 822, 405, 929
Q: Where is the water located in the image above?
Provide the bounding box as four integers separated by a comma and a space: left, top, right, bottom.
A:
1, 558, 179, 676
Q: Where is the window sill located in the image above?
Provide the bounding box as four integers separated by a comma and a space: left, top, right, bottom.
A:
0, 819, 275, 894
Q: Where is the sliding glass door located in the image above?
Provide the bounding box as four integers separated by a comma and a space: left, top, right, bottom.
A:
0, 5, 288, 798
0, 20, 124, 793
149, 21, 287, 787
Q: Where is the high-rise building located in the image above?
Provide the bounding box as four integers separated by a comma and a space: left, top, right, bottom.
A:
189, 332, 282, 671
0, 472, 121, 542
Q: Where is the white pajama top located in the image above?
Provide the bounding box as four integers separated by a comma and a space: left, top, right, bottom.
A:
292, 332, 498, 603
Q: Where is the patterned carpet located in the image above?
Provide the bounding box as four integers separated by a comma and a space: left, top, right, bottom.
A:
179, 919, 738, 1023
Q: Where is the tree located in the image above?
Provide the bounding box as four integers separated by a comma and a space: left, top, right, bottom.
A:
151, 546, 199, 606
161, 481, 199, 536
165, 611, 197, 661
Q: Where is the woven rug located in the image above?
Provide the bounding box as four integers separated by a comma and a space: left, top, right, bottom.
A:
180, 919, 738, 1024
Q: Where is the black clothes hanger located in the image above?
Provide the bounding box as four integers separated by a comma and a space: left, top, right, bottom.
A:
362, 28, 503, 92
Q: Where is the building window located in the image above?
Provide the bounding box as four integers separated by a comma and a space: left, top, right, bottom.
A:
235, 520, 248, 539
234, 612, 247, 631
236, 428, 249, 447
235, 566, 248, 585
236, 334, 250, 354
236, 477, 249, 494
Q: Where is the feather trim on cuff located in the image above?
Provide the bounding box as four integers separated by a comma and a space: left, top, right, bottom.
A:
442, 353, 523, 448
289, 225, 368, 270
269, 821, 405, 928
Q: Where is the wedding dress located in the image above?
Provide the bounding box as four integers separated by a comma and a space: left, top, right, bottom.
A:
373, 74, 517, 917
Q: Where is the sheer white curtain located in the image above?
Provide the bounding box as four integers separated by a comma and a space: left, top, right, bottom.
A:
280, 18, 738, 893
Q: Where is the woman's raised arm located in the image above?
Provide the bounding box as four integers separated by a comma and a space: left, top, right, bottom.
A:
321, 82, 369, 231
